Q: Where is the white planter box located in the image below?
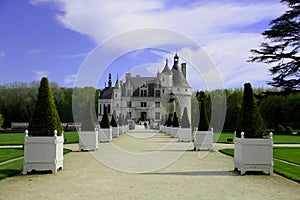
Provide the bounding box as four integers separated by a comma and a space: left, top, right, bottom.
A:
78, 128, 98, 151
178, 128, 192, 142
112, 126, 119, 138
169, 127, 179, 138
99, 127, 112, 142
194, 128, 214, 151
234, 132, 273, 175
119, 126, 124, 135
160, 125, 165, 133
165, 127, 170, 135
23, 130, 64, 174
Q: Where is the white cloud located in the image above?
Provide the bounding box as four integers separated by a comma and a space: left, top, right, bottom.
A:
31, 0, 286, 88
0, 51, 5, 57
64, 74, 77, 84
34, 70, 49, 80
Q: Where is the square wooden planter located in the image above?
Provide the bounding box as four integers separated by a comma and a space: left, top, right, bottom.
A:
112, 126, 119, 138
98, 127, 112, 142
234, 132, 273, 175
194, 128, 214, 151
178, 128, 192, 142
78, 128, 98, 151
23, 130, 64, 174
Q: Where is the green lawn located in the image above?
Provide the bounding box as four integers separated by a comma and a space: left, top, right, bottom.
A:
0, 148, 72, 180
0, 132, 79, 145
0, 148, 24, 163
0, 159, 23, 180
215, 132, 300, 144
214, 132, 234, 143
273, 147, 300, 165
219, 147, 300, 183
0, 133, 24, 145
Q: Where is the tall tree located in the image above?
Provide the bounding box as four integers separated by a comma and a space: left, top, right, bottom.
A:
249, 0, 300, 89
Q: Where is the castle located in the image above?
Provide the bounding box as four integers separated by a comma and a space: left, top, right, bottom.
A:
98, 53, 192, 126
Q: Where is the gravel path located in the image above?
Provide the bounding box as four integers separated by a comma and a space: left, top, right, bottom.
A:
0, 130, 299, 200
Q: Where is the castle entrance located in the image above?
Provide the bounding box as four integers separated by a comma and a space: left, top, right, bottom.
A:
141, 112, 147, 121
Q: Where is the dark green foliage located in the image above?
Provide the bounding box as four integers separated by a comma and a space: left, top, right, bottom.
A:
0, 112, 3, 128
236, 83, 266, 138
118, 113, 122, 126
110, 113, 118, 127
198, 99, 209, 131
80, 101, 96, 131
166, 114, 172, 127
100, 106, 110, 128
172, 112, 179, 127
286, 126, 294, 135
249, 0, 300, 89
278, 124, 286, 134
29, 77, 62, 136
181, 107, 190, 128
122, 114, 126, 126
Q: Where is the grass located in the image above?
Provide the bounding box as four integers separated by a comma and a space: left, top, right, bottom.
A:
0, 159, 23, 180
214, 132, 234, 143
273, 147, 300, 165
214, 132, 300, 144
273, 160, 300, 183
219, 147, 300, 183
0, 148, 24, 163
0, 133, 24, 145
0, 148, 72, 180
0, 132, 79, 145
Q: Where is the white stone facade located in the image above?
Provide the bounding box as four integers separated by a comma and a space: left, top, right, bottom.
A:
98, 54, 192, 126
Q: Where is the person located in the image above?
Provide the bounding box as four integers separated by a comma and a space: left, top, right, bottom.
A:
144, 121, 147, 129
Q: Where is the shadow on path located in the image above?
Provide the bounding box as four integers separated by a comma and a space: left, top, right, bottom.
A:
143, 170, 239, 176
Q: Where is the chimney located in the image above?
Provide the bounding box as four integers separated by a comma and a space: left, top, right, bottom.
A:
181, 63, 187, 78
126, 72, 131, 80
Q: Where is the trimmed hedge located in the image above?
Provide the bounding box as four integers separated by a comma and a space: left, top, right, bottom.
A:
29, 77, 62, 136
172, 112, 179, 127
100, 105, 110, 128
198, 98, 209, 131
181, 107, 190, 128
236, 83, 266, 138
81, 101, 96, 131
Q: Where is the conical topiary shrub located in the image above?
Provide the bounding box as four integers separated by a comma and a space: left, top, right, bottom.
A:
122, 114, 126, 126
100, 105, 110, 128
118, 113, 123, 126
181, 107, 191, 128
81, 101, 96, 131
166, 114, 172, 127
236, 83, 266, 138
198, 98, 209, 131
172, 112, 179, 127
29, 77, 62, 136
110, 113, 118, 127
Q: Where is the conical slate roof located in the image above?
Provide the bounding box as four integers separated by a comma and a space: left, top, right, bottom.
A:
161, 59, 173, 75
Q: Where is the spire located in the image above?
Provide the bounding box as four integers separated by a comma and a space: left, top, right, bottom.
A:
172, 53, 180, 71
115, 74, 120, 89
161, 58, 172, 74
108, 73, 112, 87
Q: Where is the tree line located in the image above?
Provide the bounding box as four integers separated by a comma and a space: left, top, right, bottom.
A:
191, 88, 300, 134
0, 81, 299, 134
0, 81, 99, 129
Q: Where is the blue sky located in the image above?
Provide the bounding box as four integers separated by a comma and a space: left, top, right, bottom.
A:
0, 0, 286, 90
